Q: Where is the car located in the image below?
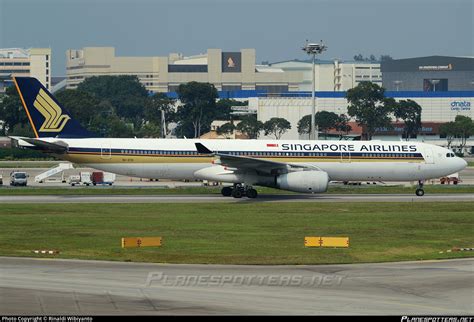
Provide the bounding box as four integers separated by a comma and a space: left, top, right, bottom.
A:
10, 171, 28, 186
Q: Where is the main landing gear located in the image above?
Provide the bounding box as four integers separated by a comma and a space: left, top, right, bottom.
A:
415, 180, 425, 197
221, 184, 258, 199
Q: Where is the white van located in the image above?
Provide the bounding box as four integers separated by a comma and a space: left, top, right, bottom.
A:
80, 172, 92, 186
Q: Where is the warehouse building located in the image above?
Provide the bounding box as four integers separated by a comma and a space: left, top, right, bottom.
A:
253, 91, 473, 147
269, 60, 381, 91
382, 56, 474, 91
0, 48, 51, 93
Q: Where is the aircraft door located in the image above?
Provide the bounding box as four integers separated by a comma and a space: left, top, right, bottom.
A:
423, 148, 434, 164
100, 143, 112, 160
340, 151, 351, 163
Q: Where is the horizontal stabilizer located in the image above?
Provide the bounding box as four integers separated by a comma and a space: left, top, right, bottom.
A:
21, 138, 68, 153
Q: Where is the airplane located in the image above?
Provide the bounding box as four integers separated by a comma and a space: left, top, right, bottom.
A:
9, 76, 467, 198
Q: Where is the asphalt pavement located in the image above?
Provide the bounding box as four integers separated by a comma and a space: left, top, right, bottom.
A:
0, 257, 472, 315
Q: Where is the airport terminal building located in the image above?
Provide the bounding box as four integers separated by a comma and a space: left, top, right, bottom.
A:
66, 47, 384, 94
0, 48, 51, 93
66, 47, 303, 93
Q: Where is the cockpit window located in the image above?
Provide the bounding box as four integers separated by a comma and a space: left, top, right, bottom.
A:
446, 153, 456, 158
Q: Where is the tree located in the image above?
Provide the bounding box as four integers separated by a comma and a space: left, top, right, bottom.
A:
439, 116, 474, 152
315, 111, 339, 139
453, 115, 474, 152
393, 99, 422, 141
335, 114, 352, 138
144, 92, 176, 137
380, 55, 393, 62
439, 122, 457, 149
0, 86, 33, 136
297, 114, 311, 138
215, 99, 248, 121
263, 117, 291, 139
175, 82, 219, 138
236, 115, 263, 139
55, 89, 101, 128
87, 100, 134, 138
346, 82, 394, 140
138, 122, 162, 138
353, 54, 379, 62
216, 122, 236, 139
298, 112, 351, 139
77, 75, 148, 128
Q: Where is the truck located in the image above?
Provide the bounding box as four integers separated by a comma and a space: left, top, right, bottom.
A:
91, 171, 116, 186
68, 175, 81, 186
80, 172, 92, 186
440, 173, 461, 185
10, 171, 28, 186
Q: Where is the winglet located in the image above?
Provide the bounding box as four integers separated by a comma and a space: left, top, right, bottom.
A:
195, 142, 213, 154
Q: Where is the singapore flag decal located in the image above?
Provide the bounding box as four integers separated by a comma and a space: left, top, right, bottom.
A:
266, 143, 279, 148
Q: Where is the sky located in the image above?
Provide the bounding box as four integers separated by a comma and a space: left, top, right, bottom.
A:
1, 0, 472, 76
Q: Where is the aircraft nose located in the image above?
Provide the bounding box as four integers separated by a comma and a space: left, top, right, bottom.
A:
457, 157, 468, 171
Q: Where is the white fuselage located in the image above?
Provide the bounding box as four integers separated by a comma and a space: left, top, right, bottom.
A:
36, 138, 467, 184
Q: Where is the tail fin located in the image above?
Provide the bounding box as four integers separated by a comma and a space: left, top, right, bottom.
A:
13, 77, 93, 138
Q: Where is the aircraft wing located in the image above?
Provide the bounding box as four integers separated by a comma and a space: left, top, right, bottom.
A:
195, 142, 317, 175
10, 136, 69, 153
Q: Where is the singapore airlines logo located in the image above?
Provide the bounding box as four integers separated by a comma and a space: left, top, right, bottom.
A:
33, 89, 70, 132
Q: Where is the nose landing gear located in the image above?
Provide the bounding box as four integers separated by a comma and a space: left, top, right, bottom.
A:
221, 184, 258, 199
415, 180, 425, 196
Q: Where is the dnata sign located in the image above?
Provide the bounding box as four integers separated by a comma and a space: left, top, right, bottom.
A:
450, 101, 471, 111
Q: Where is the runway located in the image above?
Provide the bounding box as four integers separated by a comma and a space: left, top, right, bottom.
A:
0, 193, 473, 203
0, 257, 472, 315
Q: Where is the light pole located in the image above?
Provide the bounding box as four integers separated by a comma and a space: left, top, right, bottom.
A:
393, 80, 402, 91
430, 79, 440, 92
302, 40, 327, 140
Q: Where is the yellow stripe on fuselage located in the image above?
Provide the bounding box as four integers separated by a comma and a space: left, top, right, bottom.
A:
63, 152, 425, 164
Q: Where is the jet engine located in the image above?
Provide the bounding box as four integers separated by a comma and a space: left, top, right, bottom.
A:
276, 170, 329, 193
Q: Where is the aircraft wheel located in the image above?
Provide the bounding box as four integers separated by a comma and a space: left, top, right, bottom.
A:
221, 186, 232, 197
246, 188, 258, 199
415, 188, 425, 197
232, 189, 243, 198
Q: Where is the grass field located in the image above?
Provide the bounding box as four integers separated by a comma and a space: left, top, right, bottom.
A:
0, 202, 472, 265
0, 184, 473, 195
